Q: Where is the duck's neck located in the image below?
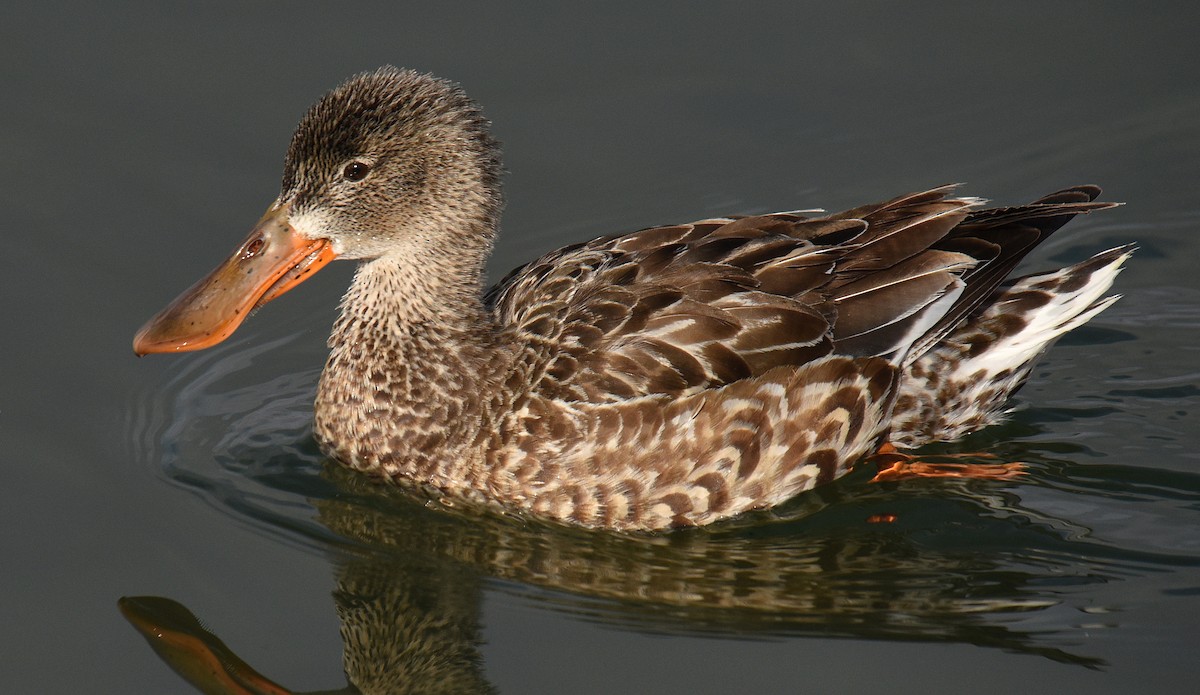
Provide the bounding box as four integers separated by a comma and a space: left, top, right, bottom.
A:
313, 247, 513, 485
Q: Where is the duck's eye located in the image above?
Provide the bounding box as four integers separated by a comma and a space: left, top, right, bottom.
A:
342, 161, 371, 182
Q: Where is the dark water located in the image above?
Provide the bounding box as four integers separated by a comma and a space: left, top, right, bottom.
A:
5, 2, 1200, 692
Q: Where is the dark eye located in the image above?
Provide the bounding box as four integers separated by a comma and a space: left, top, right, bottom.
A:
342, 161, 370, 181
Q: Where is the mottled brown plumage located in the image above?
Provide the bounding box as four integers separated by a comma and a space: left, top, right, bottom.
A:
136, 67, 1133, 531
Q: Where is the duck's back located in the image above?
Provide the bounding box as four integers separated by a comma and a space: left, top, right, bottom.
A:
487, 185, 1002, 405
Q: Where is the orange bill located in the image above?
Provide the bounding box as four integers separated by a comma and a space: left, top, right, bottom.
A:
119, 596, 293, 695
133, 202, 336, 355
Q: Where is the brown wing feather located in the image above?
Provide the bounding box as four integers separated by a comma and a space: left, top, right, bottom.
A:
487, 219, 845, 402
905, 186, 1120, 359
486, 185, 1116, 403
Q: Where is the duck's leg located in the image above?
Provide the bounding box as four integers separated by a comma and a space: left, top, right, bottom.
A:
868, 442, 1025, 482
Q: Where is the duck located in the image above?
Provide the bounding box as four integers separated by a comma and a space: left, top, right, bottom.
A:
134, 66, 1133, 532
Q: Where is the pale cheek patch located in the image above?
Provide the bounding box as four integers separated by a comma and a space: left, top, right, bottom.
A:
289, 209, 340, 248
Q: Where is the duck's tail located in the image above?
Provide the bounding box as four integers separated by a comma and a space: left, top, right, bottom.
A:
888, 244, 1135, 448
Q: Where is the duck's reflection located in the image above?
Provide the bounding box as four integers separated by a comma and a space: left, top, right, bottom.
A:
124, 456, 1120, 694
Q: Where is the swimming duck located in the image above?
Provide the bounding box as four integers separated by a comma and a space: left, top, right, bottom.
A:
134, 66, 1132, 531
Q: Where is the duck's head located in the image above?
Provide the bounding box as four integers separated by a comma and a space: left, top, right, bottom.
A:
133, 67, 502, 355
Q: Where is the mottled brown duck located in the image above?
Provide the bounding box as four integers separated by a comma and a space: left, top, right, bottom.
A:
134, 67, 1132, 532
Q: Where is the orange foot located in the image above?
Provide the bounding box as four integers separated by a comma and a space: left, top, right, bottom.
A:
869, 442, 1026, 483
